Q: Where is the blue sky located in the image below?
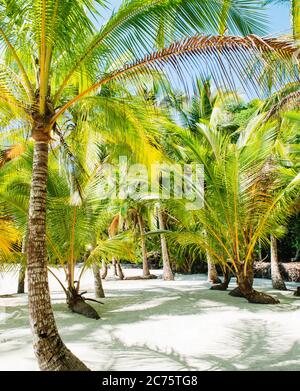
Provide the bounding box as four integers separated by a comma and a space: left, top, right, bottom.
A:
265, 2, 291, 34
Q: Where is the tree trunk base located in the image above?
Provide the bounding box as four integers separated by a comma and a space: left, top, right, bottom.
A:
163, 274, 175, 281
125, 274, 158, 280
101, 260, 108, 279
245, 290, 280, 304
210, 282, 228, 291
210, 269, 231, 291
36, 339, 90, 371
208, 276, 222, 284
294, 287, 300, 297
143, 274, 158, 280
272, 280, 287, 291
228, 286, 244, 297
67, 295, 100, 319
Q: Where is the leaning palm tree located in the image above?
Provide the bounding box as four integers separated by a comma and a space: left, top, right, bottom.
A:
0, 0, 298, 371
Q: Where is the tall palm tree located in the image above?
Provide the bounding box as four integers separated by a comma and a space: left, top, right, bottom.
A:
0, 0, 297, 371
166, 79, 243, 283
156, 203, 174, 280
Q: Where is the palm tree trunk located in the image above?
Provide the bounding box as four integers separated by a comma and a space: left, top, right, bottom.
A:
270, 235, 287, 290
17, 234, 27, 293
157, 208, 174, 281
92, 263, 105, 298
137, 213, 150, 278
116, 261, 125, 280
292, 0, 300, 47
235, 263, 279, 304
206, 251, 221, 284
17, 264, 26, 294
27, 140, 89, 371
101, 259, 108, 279
111, 257, 118, 278
258, 238, 263, 261
211, 267, 231, 290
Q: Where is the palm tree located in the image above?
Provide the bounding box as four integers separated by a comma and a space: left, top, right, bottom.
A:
0, 146, 135, 315
0, 0, 297, 371
168, 119, 299, 303
254, 84, 300, 290
156, 203, 174, 280
166, 79, 242, 283
270, 234, 287, 290
111, 198, 154, 278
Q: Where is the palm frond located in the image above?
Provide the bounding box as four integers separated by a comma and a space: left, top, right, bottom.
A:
51, 33, 299, 124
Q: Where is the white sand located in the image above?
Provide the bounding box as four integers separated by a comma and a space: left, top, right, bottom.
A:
0, 267, 300, 371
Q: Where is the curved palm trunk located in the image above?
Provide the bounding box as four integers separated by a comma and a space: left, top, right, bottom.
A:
101, 259, 108, 279
92, 263, 105, 298
111, 257, 118, 278
206, 251, 221, 284
270, 235, 287, 291
229, 263, 254, 297
116, 261, 125, 280
137, 213, 150, 278
235, 263, 279, 304
211, 267, 231, 290
157, 208, 174, 281
27, 140, 89, 371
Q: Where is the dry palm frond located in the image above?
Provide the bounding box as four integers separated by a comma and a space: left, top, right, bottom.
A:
264, 90, 300, 122
52, 34, 299, 124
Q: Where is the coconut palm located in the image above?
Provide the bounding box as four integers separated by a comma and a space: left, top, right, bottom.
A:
181, 80, 240, 284
247, 84, 300, 289
167, 117, 299, 303
156, 203, 174, 280
0, 146, 136, 314
109, 197, 155, 278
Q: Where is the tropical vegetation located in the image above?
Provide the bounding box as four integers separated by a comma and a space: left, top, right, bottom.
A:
0, 0, 299, 371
